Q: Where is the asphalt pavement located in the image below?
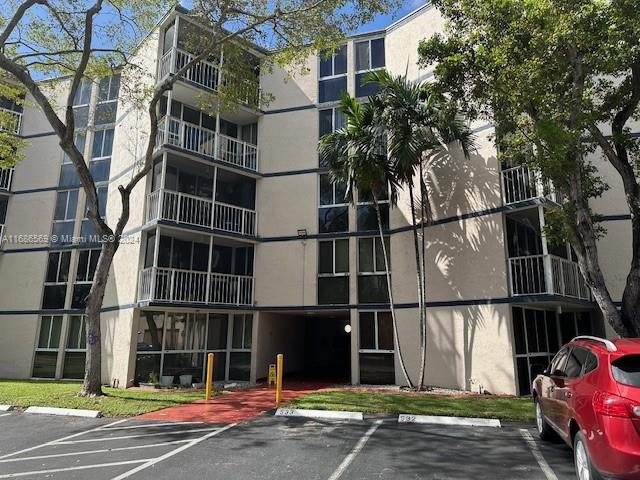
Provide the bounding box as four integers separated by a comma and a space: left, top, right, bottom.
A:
0, 411, 576, 479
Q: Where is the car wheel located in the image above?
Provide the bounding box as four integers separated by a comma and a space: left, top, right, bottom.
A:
574, 432, 602, 480
535, 397, 555, 441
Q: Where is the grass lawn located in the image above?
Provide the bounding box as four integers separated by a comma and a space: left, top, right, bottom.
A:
0, 380, 208, 417
286, 391, 534, 422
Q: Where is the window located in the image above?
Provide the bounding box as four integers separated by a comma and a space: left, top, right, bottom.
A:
63, 315, 86, 379
357, 188, 389, 232
357, 237, 390, 304
230, 314, 252, 381
319, 45, 347, 103
318, 239, 349, 305
564, 346, 590, 378
559, 312, 592, 345
80, 186, 108, 241
42, 251, 70, 309
319, 108, 345, 138
319, 174, 348, 233
72, 249, 100, 308
95, 74, 120, 125
73, 80, 92, 106
60, 133, 85, 187
52, 189, 78, 245
355, 38, 385, 98
512, 307, 562, 395
359, 311, 395, 384
612, 355, 640, 387
33, 315, 63, 378
90, 128, 113, 182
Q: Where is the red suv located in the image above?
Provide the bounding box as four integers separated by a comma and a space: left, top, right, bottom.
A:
532, 336, 640, 480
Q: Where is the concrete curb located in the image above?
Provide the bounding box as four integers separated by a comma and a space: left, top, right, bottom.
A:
0, 405, 15, 412
398, 414, 501, 428
275, 408, 363, 421
24, 406, 101, 418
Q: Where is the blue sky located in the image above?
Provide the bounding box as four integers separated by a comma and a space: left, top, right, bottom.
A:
355, 0, 428, 33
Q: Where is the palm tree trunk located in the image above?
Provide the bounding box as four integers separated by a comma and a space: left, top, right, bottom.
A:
418, 164, 429, 390
408, 182, 426, 391
372, 194, 413, 388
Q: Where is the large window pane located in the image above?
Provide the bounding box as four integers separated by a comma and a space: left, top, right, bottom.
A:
358, 238, 374, 272
377, 312, 394, 350
135, 354, 161, 384
512, 307, 526, 355
62, 352, 85, 379
42, 285, 67, 309
229, 352, 251, 381
357, 204, 389, 231
319, 206, 348, 233
360, 353, 394, 385
334, 239, 349, 273
32, 352, 58, 378
207, 314, 228, 350
165, 313, 188, 350
319, 77, 347, 103
137, 311, 165, 351
358, 275, 389, 304
163, 353, 204, 384
318, 276, 349, 304
318, 241, 334, 274
356, 41, 369, 71
359, 312, 375, 350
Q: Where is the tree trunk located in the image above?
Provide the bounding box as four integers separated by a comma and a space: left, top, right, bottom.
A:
418, 164, 429, 390
80, 240, 118, 396
408, 183, 426, 390
567, 170, 631, 338
372, 194, 413, 388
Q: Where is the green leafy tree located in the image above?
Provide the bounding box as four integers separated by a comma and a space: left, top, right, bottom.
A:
419, 0, 640, 337
0, 0, 399, 396
367, 70, 473, 389
319, 93, 413, 388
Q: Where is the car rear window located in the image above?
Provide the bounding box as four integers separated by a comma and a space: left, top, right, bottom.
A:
612, 355, 640, 387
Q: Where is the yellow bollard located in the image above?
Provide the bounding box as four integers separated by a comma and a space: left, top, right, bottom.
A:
275, 354, 284, 406
205, 353, 214, 401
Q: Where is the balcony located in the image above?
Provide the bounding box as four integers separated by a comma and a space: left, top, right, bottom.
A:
509, 254, 591, 300
146, 189, 256, 237
0, 168, 13, 192
156, 116, 258, 172
501, 165, 560, 205
158, 47, 260, 107
138, 267, 253, 306
0, 108, 21, 135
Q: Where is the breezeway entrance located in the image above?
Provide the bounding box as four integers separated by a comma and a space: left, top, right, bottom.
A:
255, 311, 352, 384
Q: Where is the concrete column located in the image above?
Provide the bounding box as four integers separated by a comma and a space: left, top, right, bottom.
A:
350, 308, 359, 385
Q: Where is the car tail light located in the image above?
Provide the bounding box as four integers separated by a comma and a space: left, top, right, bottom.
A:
593, 391, 639, 418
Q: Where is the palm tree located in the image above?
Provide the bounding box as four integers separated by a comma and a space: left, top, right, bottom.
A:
318, 93, 414, 389
366, 70, 475, 390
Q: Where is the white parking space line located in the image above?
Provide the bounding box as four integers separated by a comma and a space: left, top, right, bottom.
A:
0, 440, 193, 463
54, 427, 220, 444
520, 429, 559, 480
0, 459, 153, 478
327, 420, 383, 480
110, 423, 237, 480
0, 419, 128, 460
0, 414, 11, 418
98, 421, 204, 431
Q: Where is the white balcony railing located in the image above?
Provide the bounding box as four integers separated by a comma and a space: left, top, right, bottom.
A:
0, 168, 13, 191
0, 108, 21, 134
501, 165, 560, 205
138, 267, 253, 306
158, 47, 260, 107
146, 189, 256, 236
156, 116, 258, 171
509, 254, 591, 300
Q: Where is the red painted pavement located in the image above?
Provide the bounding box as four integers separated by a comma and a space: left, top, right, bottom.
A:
136, 381, 332, 424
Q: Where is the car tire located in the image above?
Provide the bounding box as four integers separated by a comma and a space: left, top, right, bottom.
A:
574, 431, 602, 480
534, 397, 555, 441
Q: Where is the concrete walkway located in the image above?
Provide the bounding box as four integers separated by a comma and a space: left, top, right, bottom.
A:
136, 382, 331, 424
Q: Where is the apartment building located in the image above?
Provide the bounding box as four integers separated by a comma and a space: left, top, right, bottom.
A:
0, 3, 628, 395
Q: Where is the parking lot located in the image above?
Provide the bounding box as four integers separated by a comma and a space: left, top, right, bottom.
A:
0, 411, 575, 479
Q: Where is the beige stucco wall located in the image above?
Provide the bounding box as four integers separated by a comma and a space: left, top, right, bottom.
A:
0, 315, 38, 378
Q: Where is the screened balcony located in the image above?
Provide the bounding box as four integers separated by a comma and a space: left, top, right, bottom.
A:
138, 232, 254, 306
156, 116, 258, 172
505, 209, 590, 301
0, 168, 13, 192
501, 165, 560, 205
147, 154, 257, 236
